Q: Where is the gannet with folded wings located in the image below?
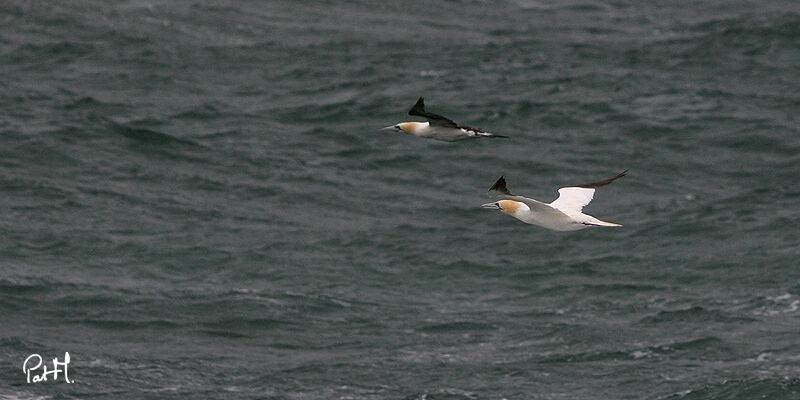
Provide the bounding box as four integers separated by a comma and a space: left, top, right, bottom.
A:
481, 171, 627, 231
381, 97, 508, 142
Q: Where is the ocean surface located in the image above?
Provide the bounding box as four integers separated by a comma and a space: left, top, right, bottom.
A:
1, 0, 799, 399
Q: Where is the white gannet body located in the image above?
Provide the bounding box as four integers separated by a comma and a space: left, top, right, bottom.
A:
481, 172, 627, 231
381, 97, 508, 142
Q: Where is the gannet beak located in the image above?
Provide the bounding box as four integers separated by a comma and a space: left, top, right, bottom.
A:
481, 202, 501, 210
381, 125, 397, 131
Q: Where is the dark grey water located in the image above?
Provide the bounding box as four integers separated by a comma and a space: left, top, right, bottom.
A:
1, 0, 800, 399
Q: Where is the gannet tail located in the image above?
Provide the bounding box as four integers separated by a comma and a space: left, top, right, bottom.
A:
582, 219, 622, 227
477, 132, 508, 139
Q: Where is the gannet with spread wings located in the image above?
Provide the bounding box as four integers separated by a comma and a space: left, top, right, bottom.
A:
381, 97, 508, 142
481, 171, 627, 231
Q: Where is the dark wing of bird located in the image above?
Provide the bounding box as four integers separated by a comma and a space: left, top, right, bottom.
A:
576, 170, 628, 188
408, 97, 459, 128
488, 176, 513, 196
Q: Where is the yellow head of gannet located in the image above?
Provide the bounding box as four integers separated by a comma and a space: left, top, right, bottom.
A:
381, 122, 425, 135
481, 200, 529, 219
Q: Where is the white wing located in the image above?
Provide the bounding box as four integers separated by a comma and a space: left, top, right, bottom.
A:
549, 187, 595, 213
549, 171, 628, 214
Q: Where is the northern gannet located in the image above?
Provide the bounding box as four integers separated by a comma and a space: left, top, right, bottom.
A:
381, 97, 508, 142
481, 171, 627, 231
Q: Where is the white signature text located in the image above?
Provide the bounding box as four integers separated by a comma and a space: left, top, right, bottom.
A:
23, 352, 74, 383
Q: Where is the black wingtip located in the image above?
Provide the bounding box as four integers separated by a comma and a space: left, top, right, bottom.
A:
612, 170, 629, 180
408, 97, 425, 116
578, 170, 628, 189
488, 176, 512, 195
